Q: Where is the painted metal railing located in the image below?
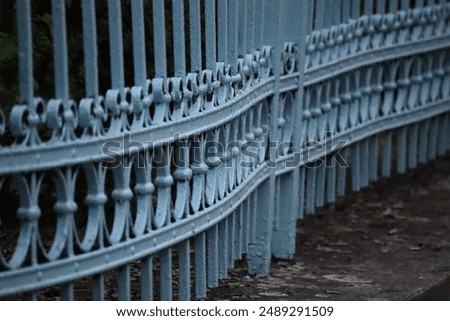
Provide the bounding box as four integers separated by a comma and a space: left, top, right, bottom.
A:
0, 0, 449, 300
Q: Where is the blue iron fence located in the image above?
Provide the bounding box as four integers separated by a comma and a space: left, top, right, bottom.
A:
0, 0, 449, 300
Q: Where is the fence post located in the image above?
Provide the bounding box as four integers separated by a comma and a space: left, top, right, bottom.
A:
271, 0, 310, 259
246, 0, 281, 276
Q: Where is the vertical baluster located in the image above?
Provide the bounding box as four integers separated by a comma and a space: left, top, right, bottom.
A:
118, 265, 131, 301
207, 225, 219, 288
364, 0, 373, 15
400, 0, 409, 10
245, 0, 255, 52
140, 256, 153, 300
272, 173, 296, 259
108, 0, 125, 90
331, 0, 342, 25
172, 0, 186, 76
218, 219, 228, 279
437, 114, 448, 156
153, 0, 167, 77
237, 0, 246, 55
368, 136, 379, 182
314, 0, 325, 29
52, 1, 75, 297
351, 143, 361, 191
160, 248, 173, 300
307, 0, 315, 33
322, 0, 333, 28
408, 124, 419, 169
235, 204, 243, 260
326, 155, 337, 203
178, 240, 191, 300
382, 131, 392, 177
228, 214, 236, 269
131, 0, 147, 87
217, 0, 228, 63
388, 0, 398, 12
60, 283, 74, 301
315, 164, 326, 207
376, 0, 386, 13
247, 0, 282, 277
341, 0, 350, 22
428, 117, 439, 160
254, 0, 264, 49
242, 198, 250, 254
189, 0, 202, 71
305, 167, 317, 214
351, 0, 361, 18
16, 0, 34, 106
360, 139, 369, 188
397, 128, 407, 173
298, 166, 306, 218
194, 233, 207, 299
228, 0, 238, 64
415, 0, 424, 8
82, 0, 99, 98
92, 273, 105, 301
336, 148, 347, 196
52, 0, 70, 102
418, 120, 430, 164
205, 0, 216, 69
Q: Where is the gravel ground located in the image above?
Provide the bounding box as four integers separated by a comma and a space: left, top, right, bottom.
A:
207, 155, 450, 300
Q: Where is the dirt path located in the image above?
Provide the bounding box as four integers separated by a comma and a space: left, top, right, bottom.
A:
207, 155, 450, 300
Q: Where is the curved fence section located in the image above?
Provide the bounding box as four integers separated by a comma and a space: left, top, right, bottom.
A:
0, 0, 449, 300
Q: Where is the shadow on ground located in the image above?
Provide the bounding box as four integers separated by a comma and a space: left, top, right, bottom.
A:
207, 155, 450, 300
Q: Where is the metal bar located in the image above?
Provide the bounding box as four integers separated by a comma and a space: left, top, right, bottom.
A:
351, 143, 361, 192
227, 0, 238, 64
364, 0, 373, 15
108, 0, 125, 90
228, 214, 236, 267
52, 0, 70, 101
315, 164, 326, 207
178, 240, 191, 300
382, 131, 392, 177
16, 0, 33, 104
140, 256, 153, 300
153, 0, 167, 77
388, 0, 398, 12
131, 0, 147, 87
218, 219, 228, 279
81, 0, 99, 97
341, 0, 351, 23
118, 265, 131, 301
245, 0, 255, 52
205, 0, 216, 69
314, 0, 325, 29
194, 233, 207, 299
351, 0, 361, 19
189, 0, 202, 71
254, 0, 264, 49
172, 0, 186, 76
305, 167, 317, 214
217, 0, 228, 62
331, 0, 341, 26
91, 274, 105, 301
376, 0, 386, 13
368, 135, 378, 182
326, 156, 337, 203
207, 225, 218, 287
60, 283, 74, 301
408, 124, 419, 169
160, 249, 173, 300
